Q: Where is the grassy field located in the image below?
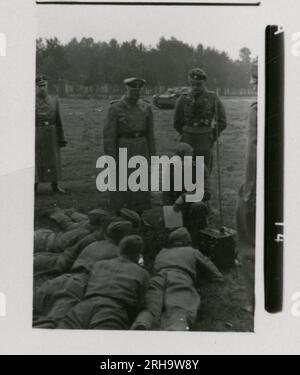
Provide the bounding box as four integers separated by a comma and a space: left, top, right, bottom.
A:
35, 96, 255, 332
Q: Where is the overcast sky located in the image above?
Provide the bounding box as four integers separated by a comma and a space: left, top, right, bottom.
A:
37, 4, 259, 60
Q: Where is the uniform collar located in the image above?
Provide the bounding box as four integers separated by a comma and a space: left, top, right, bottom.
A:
121, 95, 143, 110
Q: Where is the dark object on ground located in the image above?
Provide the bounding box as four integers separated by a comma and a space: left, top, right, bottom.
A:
198, 226, 236, 270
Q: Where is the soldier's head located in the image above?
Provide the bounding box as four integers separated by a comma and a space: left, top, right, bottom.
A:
119, 235, 144, 263
36, 75, 48, 98
168, 227, 192, 248
124, 77, 146, 103
188, 68, 207, 94
119, 208, 142, 233
250, 62, 258, 92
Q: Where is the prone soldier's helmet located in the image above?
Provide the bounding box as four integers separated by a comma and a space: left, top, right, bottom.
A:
188, 68, 207, 82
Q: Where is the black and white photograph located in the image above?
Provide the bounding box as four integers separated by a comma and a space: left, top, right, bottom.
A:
32, 2, 258, 332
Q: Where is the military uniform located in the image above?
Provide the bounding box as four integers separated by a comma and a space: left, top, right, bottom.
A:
174, 69, 226, 172
35, 95, 66, 183
103, 90, 156, 212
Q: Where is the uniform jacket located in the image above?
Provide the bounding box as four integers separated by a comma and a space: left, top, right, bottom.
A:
174, 89, 227, 137
103, 96, 156, 160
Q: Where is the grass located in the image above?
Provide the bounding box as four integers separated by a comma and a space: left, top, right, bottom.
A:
35, 96, 255, 332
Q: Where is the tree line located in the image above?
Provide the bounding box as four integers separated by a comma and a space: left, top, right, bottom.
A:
36, 36, 257, 90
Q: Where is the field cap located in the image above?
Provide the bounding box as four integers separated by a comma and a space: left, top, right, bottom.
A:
188, 68, 207, 82
168, 227, 192, 247
119, 208, 141, 228
124, 77, 146, 88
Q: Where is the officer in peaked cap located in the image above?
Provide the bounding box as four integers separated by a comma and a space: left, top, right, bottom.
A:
173, 67, 227, 173
103, 76, 156, 214
35, 74, 67, 193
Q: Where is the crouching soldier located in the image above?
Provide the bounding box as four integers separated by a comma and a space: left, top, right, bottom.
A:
131, 227, 223, 331
58, 235, 149, 330
35, 75, 67, 193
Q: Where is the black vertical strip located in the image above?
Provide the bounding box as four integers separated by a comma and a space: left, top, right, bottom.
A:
265, 25, 284, 313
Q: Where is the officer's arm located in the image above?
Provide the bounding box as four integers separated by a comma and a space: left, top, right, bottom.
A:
146, 105, 156, 156
214, 95, 227, 137
195, 250, 224, 282
103, 105, 118, 160
173, 96, 184, 134
55, 99, 67, 146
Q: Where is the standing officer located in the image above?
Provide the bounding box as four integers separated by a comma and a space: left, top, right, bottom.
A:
173, 68, 227, 173
103, 77, 156, 214
35, 75, 67, 193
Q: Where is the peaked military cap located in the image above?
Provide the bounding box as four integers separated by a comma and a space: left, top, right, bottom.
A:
188, 68, 207, 81
36, 74, 47, 86
124, 77, 146, 88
